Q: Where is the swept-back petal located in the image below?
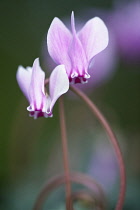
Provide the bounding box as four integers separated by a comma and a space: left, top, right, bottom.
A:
47, 17, 72, 71
16, 66, 32, 101
49, 65, 69, 111
29, 58, 46, 111
68, 12, 88, 77
78, 17, 109, 62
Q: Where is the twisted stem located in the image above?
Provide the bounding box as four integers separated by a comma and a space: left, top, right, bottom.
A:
70, 86, 126, 210
59, 96, 73, 210
33, 172, 106, 210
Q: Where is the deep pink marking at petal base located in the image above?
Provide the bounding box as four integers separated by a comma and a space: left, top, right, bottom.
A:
29, 111, 52, 119
69, 76, 88, 84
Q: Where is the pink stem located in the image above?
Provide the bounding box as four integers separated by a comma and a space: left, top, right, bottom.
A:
59, 96, 73, 210
70, 86, 126, 210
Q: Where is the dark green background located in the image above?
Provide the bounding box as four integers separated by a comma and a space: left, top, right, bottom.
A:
0, 0, 140, 209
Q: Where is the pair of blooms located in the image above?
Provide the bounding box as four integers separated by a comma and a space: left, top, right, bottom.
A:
17, 12, 109, 119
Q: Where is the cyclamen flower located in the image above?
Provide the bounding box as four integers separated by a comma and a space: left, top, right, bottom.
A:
16, 58, 69, 119
109, 1, 140, 63
75, 31, 117, 92
47, 12, 109, 84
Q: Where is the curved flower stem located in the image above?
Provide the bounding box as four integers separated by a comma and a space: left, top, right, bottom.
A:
59, 96, 73, 210
44, 78, 49, 85
33, 172, 106, 210
70, 86, 126, 210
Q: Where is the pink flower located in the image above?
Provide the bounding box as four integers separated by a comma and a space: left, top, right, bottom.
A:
109, 1, 140, 63
47, 12, 109, 84
16, 58, 69, 119
75, 31, 117, 92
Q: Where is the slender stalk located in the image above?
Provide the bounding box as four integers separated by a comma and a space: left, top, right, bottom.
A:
59, 96, 72, 210
70, 86, 126, 210
33, 172, 106, 210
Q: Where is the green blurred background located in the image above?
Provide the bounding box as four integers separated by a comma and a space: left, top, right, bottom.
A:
1, 0, 140, 209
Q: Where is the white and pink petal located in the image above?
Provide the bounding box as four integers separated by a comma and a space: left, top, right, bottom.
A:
78, 17, 109, 62
47, 17, 72, 71
68, 12, 88, 78
49, 65, 69, 112
29, 58, 47, 111
16, 66, 32, 102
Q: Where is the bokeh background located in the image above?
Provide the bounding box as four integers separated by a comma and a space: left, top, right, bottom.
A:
1, 0, 140, 209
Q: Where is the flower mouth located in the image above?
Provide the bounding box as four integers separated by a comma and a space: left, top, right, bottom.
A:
27, 106, 53, 119
69, 73, 90, 84
29, 110, 53, 119
30, 111, 44, 118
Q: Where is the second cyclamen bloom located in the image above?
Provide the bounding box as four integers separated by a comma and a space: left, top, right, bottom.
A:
47, 12, 109, 84
16, 58, 69, 119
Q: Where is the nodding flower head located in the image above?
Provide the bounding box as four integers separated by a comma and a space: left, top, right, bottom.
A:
47, 12, 109, 84
16, 58, 69, 119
